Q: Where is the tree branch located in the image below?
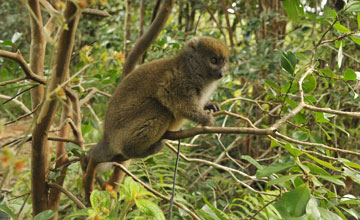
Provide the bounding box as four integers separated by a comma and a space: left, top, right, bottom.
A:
82, 8, 111, 17
31, 1, 80, 215
122, 0, 175, 75
163, 126, 276, 140
0, 50, 46, 85
47, 183, 86, 209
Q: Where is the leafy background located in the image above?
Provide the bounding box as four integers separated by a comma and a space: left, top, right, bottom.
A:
0, 0, 360, 219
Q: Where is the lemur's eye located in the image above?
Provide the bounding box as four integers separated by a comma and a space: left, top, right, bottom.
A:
210, 57, 217, 64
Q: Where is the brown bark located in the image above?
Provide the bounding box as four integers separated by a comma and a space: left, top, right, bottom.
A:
151, 0, 162, 23
124, 0, 132, 57
184, 1, 195, 33
221, 0, 235, 49
83, 157, 98, 205
202, 3, 228, 43
28, 0, 46, 110
139, 0, 146, 37
178, 0, 184, 30
48, 95, 71, 220
122, 0, 175, 76
31, 1, 80, 215
257, 0, 287, 46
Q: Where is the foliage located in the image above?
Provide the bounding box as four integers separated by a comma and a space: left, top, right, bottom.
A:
0, 0, 360, 219
64, 177, 164, 220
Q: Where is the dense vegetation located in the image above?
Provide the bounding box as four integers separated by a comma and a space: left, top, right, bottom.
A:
0, 0, 359, 219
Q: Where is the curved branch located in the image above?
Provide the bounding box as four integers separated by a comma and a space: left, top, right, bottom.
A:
274, 132, 360, 156
163, 126, 276, 140
0, 50, 46, 85
0, 94, 32, 114
122, 0, 175, 75
304, 104, 360, 118
47, 183, 86, 209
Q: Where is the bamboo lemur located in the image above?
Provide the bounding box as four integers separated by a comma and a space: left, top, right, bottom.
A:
83, 36, 229, 196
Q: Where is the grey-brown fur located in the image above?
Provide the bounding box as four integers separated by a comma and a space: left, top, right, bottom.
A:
87, 36, 229, 164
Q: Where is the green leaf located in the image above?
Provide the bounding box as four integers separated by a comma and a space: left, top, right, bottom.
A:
274, 184, 311, 218
346, 1, 360, 12
292, 131, 308, 141
343, 167, 360, 184
241, 155, 263, 169
343, 68, 357, 81
256, 163, 294, 178
315, 112, 329, 123
201, 196, 228, 220
64, 208, 92, 219
33, 210, 56, 220
1, 40, 13, 47
320, 126, 332, 140
271, 140, 282, 147
90, 190, 111, 214
305, 95, 317, 103
302, 74, 317, 93
319, 69, 335, 78
317, 175, 345, 187
267, 174, 301, 186
304, 162, 330, 176
265, 80, 281, 91
306, 197, 321, 220
337, 41, 343, 68
283, 0, 304, 22
283, 143, 303, 157
334, 22, 351, 33
358, 12, 360, 30
328, 203, 347, 220
318, 207, 342, 220
280, 51, 297, 75
327, 9, 337, 20
135, 199, 165, 220
0, 203, 18, 220
199, 205, 224, 220
350, 36, 360, 45
281, 81, 298, 94
338, 158, 360, 169
305, 153, 338, 171
294, 113, 307, 124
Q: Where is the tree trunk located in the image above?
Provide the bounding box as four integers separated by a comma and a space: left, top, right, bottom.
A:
31, 2, 80, 215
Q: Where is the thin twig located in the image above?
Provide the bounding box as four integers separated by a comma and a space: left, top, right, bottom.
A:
47, 183, 86, 209
168, 139, 181, 220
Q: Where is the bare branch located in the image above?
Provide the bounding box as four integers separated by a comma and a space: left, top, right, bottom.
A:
82, 8, 111, 17
165, 143, 255, 180
304, 104, 360, 118
166, 142, 277, 196
47, 183, 86, 209
0, 50, 46, 85
0, 77, 26, 86
163, 126, 275, 140
274, 132, 360, 156
79, 87, 111, 107
0, 94, 32, 114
